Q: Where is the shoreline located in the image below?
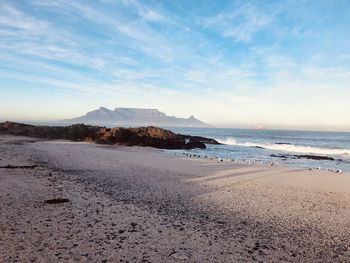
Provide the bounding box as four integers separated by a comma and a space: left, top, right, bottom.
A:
1, 135, 350, 262
164, 149, 349, 176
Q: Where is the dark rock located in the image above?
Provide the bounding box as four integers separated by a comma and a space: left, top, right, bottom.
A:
0, 121, 219, 150
295, 155, 335, 161
271, 153, 335, 161
178, 135, 221, 145
270, 154, 289, 159
253, 146, 264, 149
186, 140, 206, 149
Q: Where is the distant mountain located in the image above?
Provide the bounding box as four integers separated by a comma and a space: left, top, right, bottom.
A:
63, 107, 209, 127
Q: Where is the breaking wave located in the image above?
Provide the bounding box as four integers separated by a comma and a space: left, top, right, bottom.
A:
217, 137, 350, 157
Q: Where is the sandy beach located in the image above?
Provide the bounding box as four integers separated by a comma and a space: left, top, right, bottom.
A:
1, 135, 350, 262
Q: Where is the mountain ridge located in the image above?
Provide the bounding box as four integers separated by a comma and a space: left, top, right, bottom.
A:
64, 107, 209, 127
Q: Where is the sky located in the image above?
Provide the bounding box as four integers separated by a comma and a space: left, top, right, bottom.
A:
1, 0, 350, 131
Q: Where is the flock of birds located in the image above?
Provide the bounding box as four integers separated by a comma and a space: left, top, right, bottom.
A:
175, 152, 343, 174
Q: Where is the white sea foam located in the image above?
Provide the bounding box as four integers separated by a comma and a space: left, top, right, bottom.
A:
217, 137, 350, 157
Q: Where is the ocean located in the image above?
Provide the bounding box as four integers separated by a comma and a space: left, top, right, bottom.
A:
168, 127, 350, 173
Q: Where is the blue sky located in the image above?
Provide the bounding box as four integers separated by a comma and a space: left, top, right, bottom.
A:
1, 0, 350, 130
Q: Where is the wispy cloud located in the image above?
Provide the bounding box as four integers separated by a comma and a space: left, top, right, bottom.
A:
202, 2, 278, 42
121, 0, 167, 22
54, 0, 177, 63
0, 4, 49, 32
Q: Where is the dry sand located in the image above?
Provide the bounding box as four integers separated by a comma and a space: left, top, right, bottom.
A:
0, 135, 349, 262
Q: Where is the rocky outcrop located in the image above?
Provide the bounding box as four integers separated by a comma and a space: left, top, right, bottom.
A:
178, 135, 220, 145
271, 153, 336, 161
0, 121, 99, 141
0, 122, 219, 150
295, 155, 335, 161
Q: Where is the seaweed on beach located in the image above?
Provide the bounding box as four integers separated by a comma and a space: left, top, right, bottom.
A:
44, 198, 70, 204
0, 164, 37, 169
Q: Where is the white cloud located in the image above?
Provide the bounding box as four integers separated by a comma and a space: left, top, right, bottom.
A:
142, 10, 166, 22
122, 0, 167, 22
57, 0, 176, 63
202, 2, 277, 41
0, 4, 49, 32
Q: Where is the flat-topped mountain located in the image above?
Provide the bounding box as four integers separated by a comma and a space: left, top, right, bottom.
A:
64, 107, 208, 127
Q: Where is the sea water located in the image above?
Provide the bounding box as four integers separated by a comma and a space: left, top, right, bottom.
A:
168, 127, 350, 173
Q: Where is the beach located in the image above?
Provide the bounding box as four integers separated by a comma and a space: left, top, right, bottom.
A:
1, 135, 350, 262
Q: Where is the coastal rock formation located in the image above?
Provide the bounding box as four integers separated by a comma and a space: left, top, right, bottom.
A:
0, 121, 99, 140
178, 135, 220, 145
0, 122, 218, 150
271, 153, 336, 161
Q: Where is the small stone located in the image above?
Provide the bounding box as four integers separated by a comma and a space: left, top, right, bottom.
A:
80, 256, 88, 263
169, 251, 191, 261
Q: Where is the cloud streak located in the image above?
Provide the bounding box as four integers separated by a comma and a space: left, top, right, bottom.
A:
202, 2, 277, 42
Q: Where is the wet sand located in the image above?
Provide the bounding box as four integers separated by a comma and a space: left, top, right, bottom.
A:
0, 135, 350, 262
